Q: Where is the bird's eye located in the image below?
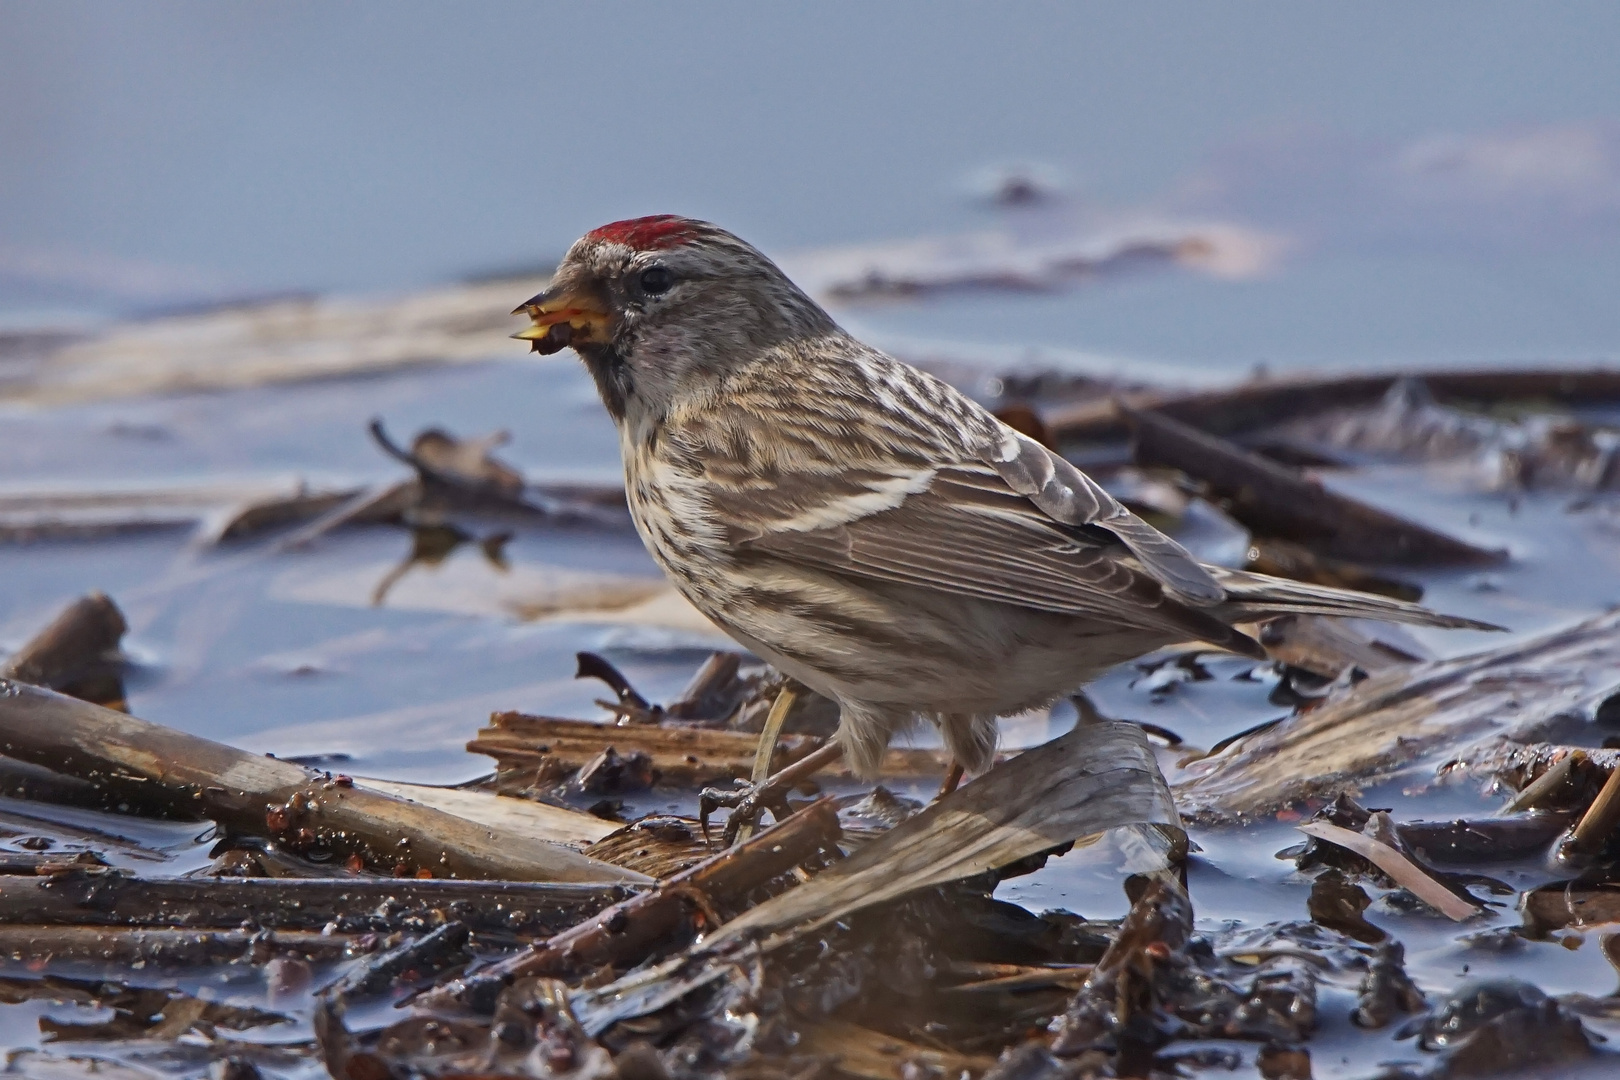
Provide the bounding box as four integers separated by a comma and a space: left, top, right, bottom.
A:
638, 266, 673, 296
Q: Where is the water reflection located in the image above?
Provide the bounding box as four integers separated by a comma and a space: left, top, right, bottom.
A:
369, 523, 512, 607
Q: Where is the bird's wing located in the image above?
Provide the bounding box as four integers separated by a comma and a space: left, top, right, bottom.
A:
726, 459, 1260, 654
980, 427, 1226, 605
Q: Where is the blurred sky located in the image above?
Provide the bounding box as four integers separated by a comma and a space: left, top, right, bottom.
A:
3, 1, 1620, 366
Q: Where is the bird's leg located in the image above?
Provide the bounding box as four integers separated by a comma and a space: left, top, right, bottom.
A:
699, 686, 844, 845
732, 684, 795, 845
701, 684, 796, 845
935, 759, 965, 799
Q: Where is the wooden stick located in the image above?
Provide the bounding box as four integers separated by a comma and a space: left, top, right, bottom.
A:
469, 711, 944, 786
208, 487, 364, 544
753, 740, 843, 800
0, 925, 356, 966
470, 710, 827, 786
1570, 762, 1620, 855
353, 776, 620, 846
323, 921, 470, 1002
666, 651, 745, 721
0, 872, 624, 935
1121, 403, 1506, 565
1504, 751, 1583, 812
0, 681, 645, 884
941, 966, 1092, 993
1, 592, 127, 705
0, 851, 105, 875
273, 479, 417, 551
1046, 368, 1620, 445
428, 797, 840, 1006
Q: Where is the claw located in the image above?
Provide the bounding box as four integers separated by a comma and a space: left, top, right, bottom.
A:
698, 782, 748, 844
696, 781, 795, 846
698, 738, 847, 847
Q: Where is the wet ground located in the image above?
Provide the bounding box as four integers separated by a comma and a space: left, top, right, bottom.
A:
3, 268, 1620, 1077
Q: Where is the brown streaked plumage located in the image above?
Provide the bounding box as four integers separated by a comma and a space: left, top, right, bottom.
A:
515, 216, 1499, 778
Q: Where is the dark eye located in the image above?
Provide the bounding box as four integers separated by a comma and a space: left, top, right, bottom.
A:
638, 266, 673, 296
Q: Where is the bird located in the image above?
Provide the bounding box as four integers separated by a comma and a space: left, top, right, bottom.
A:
513, 215, 1496, 831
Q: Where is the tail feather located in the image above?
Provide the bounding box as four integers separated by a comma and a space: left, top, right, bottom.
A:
1207, 567, 1504, 632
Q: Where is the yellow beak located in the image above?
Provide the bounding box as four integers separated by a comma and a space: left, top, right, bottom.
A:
510, 285, 611, 354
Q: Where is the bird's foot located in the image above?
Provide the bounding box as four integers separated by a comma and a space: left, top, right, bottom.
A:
698, 780, 796, 847
699, 740, 847, 847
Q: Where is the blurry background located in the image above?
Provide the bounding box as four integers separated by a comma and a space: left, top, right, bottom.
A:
5, 0, 1620, 366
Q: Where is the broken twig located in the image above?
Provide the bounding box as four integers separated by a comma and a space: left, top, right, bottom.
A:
430, 798, 840, 1006
0, 872, 624, 936
1121, 403, 1505, 565
0, 926, 357, 967
1046, 368, 1620, 445
470, 710, 946, 789
0, 681, 645, 883
2, 592, 127, 708
1297, 821, 1481, 921
1568, 763, 1620, 857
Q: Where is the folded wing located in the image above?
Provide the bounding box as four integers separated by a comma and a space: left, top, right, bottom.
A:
983, 427, 1227, 605
734, 461, 1264, 658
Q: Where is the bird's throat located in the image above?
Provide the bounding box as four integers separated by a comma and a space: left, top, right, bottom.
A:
576, 343, 631, 422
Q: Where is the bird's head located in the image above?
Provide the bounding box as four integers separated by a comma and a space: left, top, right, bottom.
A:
512, 216, 836, 423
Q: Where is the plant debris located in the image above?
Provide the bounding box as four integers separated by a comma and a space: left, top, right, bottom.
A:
1121, 401, 1507, 565
1175, 607, 1620, 822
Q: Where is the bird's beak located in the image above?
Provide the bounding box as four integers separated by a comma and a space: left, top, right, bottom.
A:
510, 285, 611, 355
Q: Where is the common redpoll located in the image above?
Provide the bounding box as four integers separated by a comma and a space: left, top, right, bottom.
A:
515, 216, 1492, 780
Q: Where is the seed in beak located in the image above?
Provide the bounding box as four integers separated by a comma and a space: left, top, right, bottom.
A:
529, 322, 574, 355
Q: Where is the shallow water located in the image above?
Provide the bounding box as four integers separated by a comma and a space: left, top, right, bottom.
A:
3, 338, 1619, 1075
